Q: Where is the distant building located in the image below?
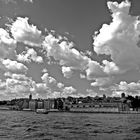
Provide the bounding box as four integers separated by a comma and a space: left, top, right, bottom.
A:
37, 101, 43, 109
121, 93, 125, 98
29, 93, 32, 101
44, 100, 50, 110
29, 100, 37, 111
22, 100, 29, 109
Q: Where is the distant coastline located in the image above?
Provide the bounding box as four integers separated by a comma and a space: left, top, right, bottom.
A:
0, 106, 140, 114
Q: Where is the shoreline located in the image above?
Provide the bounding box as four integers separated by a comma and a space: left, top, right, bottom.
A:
48, 110, 140, 114
0, 107, 140, 114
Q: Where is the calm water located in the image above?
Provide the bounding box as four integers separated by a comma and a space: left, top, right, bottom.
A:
0, 111, 140, 140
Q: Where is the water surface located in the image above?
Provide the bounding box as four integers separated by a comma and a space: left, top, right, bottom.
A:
0, 110, 140, 140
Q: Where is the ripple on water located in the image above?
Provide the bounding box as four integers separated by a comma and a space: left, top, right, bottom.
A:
132, 127, 140, 133
0, 111, 140, 140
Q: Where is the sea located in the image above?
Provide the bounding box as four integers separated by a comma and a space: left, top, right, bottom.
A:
0, 110, 140, 140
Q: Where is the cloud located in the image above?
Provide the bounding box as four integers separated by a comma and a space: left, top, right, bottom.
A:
80, 73, 86, 79
62, 86, 77, 97
85, 60, 118, 80
93, 0, 140, 73
102, 60, 120, 74
41, 73, 56, 85
99, 80, 140, 97
91, 77, 113, 87
61, 66, 73, 78
86, 89, 98, 97
42, 68, 48, 73
33, 83, 49, 94
4, 75, 33, 98
43, 34, 121, 81
23, 0, 33, 3
43, 34, 90, 70
113, 81, 140, 94
0, 0, 16, 4
17, 48, 43, 63
0, 28, 17, 59
0, 80, 6, 90
10, 17, 43, 47
57, 82, 64, 89
0, 59, 28, 73
4, 72, 32, 81
0, 0, 34, 4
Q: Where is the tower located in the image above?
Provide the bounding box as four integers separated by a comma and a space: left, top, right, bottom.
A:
29, 93, 32, 100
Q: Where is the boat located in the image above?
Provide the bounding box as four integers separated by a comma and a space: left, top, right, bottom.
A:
36, 109, 49, 114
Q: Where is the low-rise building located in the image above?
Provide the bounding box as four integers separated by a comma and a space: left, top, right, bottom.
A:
29, 100, 37, 111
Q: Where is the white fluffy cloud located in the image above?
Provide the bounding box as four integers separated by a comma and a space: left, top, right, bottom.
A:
17, 48, 43, 63
43, 33, 121, 81
4, 72, 32, 82
41, 73, 56, 85
1, 0, 140, 98
4, 75, 33, 98
0, 28, 17, 59
0, 0, 34, 4
113, 81, 140, 94
99, 80, 140, 97
62, 86, 77, 97
80, 73, 86, 79
91, 77, 113, 87
57, 82, 64, 89
23, 0, 33, 3
43, 34, 90, 70
85, 60, 119, 80
10, 17, 43, 47
61, 66, 73, 78
0, 59, 28, 73
93, 0, 140, 73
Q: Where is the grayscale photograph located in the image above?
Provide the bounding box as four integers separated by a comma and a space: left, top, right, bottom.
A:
0, 0, 140, 139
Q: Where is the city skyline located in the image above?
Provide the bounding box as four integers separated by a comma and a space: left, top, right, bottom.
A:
0, 0, 140, 100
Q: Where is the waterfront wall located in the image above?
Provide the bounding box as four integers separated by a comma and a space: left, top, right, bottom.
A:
70, 107, 119, 112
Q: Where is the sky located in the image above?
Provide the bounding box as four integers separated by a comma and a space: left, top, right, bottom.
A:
0, 0, 140, 100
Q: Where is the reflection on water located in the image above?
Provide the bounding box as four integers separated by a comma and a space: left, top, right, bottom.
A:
0, 110, 140, 140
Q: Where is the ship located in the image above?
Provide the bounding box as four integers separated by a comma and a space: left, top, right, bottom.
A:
36, 109, 49, 114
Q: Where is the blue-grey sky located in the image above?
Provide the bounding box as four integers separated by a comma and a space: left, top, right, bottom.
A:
0, 0, 140, 100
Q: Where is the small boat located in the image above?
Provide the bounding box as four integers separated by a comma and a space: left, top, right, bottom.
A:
36, 109, 49, 114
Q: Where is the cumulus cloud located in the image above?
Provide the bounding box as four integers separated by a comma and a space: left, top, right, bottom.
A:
86, 89, 98, 97
112, 81, 140, 95
80, 73, 86, 79
0, 28, 17, 59
93, 0, 140, 73
99, 80, 140, 97
43, 33, 121, 81
4, 72, 32, 81
23, 0, 33, 3
0, 0, 16, 4
0, 80, 6, 90
0, 0, 34, 4
91, 77, 113, 87
62, 86, 77, 97
1, 0, 140, 98
0, 59, 28, 73
17, 48, 43, 63
33, 83, 49, 94
61, 66, 73, 78
43, 34, 90, 70
41, 73, 56, 85
57, 82, 64, 89
85, 60, 119, 80
3, 75, 34, 99
42, 68, 48, 73
10, 17, 43, 47
30, 73, 77, 98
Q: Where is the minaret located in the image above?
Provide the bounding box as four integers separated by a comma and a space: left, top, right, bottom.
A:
29, 93, 32, 101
